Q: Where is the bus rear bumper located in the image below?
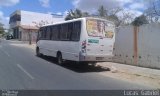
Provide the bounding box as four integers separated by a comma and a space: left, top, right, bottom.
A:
79, 55, 113, 62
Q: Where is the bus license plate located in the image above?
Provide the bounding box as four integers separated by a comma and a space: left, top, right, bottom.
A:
96, 57, 104, 60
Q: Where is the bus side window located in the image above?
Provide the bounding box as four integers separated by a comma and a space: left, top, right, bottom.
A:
71, 21, 81, 41
41, 27, 47, 40
68, 22, 73, 40
44, 27, 47, 40
50, 26, 52, 40
38, 29, 42, 40
46, 26, 51, 40
40, 28, 45, 40
51, 25, 59, 40
60, 23, 70, 41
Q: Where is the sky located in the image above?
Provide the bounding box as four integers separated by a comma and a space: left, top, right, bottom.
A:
0, 0, 151, 28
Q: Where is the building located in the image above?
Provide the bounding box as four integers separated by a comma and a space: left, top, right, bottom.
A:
9, 10, 64, 42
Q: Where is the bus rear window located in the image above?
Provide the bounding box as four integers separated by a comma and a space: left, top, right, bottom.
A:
86, 19, 114, 38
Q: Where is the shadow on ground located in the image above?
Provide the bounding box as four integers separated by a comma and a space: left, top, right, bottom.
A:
38, 55, 110, 73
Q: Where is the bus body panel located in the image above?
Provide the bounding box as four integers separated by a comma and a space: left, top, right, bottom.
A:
84, 38, 114, 61
37, 40, 81, 61
79, 18, 115, 62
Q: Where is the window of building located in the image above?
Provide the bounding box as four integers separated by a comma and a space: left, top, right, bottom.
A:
9, 14, 21, 24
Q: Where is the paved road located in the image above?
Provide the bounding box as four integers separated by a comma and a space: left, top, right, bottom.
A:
0, 39, 149, 90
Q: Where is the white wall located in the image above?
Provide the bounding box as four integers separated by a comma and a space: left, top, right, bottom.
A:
10, 10, 64, 41
113, 26, 134, 64
113, 23, 160, 69
20, 28, 38, 42
21, 10, 64, 26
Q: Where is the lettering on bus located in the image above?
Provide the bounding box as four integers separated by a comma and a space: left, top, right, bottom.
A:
88, 39, 99, 44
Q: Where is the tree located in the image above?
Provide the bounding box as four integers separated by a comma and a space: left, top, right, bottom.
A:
82, 12, 90, 17
74, 9, 82, 18
98, 5, 107, 17
64, 6, 135, 27
153, 0, 160, 16
106, 8, 123, 27
65, 9, 83, 20
65, 13, 73, 20
144, 0, 160, 23
104, 7, 134, 27
108, 15, 120, 27
132, 15, 149, 26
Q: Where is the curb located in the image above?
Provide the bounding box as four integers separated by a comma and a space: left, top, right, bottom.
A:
97, 62, 160, 80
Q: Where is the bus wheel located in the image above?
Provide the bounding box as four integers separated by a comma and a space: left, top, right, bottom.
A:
36, 47, 42, 57
57, 53, 63, 65
78, 62, 89, 67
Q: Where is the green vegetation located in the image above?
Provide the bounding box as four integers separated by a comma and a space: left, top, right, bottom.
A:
132, 15, 149, 26
65, 9, 89, 20
65, 0, 160, 27
98, 5, 107, 17
65, 5, 133, 27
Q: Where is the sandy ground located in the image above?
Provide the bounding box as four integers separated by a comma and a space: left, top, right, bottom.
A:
97, 62, 160, 89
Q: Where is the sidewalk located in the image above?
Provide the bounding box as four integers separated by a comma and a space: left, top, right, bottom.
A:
26, 43, 36, 50
97, 62, 160, 89
22, 42, 36, 50
9, 40, 36, 50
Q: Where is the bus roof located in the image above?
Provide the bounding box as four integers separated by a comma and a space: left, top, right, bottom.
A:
41, 17, 114, 27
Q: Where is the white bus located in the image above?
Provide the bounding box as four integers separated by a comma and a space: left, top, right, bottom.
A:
36, 17, 115, 65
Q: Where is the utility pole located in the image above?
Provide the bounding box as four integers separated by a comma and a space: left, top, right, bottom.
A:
28, 25, 32, 45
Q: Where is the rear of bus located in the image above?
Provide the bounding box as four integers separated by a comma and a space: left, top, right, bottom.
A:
79, 18, 115, 62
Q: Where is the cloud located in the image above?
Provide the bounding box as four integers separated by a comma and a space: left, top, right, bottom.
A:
73, 0, 123, 12
72, 0, 148, 15
47, 11, 62, 16
63, 10, 69, 18
0, 11, 9, 28
128, 3, 145, 10
0, 0, 20, 7
117, 8, 143, 18
39, 0, 50, 8
127, 9, 142, 17
56, 12, 62, 15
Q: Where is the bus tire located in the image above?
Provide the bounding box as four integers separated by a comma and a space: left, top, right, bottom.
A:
57, 52, 63, 65
78, 62, 89, 66
36, 47, 42, 57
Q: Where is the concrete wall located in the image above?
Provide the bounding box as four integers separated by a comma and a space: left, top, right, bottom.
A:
113, 23, 160, 69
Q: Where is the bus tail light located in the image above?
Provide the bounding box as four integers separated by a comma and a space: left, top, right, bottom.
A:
81, 40, 86, 53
